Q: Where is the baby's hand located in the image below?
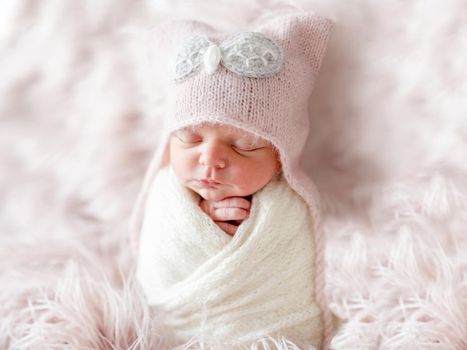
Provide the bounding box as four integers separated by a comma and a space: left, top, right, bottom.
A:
199, 197, 251, 236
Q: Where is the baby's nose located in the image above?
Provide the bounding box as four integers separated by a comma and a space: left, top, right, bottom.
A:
199, 144, 227, 169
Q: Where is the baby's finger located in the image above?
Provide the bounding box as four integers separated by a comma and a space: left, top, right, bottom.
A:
214, 197, 251, 210
211, 207, 249, 221
216, 221, 238, 236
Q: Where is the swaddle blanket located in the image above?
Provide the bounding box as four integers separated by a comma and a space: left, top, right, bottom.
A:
136, 165, 323, 349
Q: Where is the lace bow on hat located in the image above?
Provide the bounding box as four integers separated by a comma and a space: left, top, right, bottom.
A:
171, 32, 284, 82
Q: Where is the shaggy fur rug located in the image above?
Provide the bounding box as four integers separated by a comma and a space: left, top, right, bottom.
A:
1, 0, 466, 349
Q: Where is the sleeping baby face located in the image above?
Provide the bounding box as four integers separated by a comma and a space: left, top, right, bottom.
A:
169, 122, 281, 201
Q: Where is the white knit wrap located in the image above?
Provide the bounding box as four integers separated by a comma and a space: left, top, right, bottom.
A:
136, 165, 323, 348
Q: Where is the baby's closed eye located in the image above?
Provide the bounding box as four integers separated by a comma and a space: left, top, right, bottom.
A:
174, 131, 202, 144
232, 140, 265, 151
172, 130, 268, 151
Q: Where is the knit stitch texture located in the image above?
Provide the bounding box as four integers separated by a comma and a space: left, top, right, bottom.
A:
137, 165, 322, 348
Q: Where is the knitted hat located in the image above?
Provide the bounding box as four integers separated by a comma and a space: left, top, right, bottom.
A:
129, 12, 335, 348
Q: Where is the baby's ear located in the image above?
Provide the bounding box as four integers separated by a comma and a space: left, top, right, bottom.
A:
254, 12, 334, 75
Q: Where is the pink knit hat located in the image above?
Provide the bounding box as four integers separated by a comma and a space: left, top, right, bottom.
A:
129, 12, 335, 348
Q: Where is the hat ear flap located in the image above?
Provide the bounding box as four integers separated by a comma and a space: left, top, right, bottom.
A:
254, 13, 334, 74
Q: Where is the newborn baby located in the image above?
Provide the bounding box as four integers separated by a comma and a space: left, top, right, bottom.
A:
169, 122, 281, 236
129, 11, 336, 349
136, 121, 322, 348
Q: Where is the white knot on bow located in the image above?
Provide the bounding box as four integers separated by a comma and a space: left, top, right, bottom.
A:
204, 44, 222, 75
171, 32, 284, 82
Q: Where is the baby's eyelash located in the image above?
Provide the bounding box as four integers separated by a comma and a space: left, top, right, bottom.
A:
233, 144, 265, 151
174, 133, 265, 151
175, 133, 201, 143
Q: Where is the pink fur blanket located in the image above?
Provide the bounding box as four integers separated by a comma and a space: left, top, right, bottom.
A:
1, 0, 466, 349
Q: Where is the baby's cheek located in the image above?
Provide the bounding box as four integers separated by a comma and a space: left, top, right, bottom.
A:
228, 165, 248, 186
171, 150, 196, 178
232, 174, 258, 197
